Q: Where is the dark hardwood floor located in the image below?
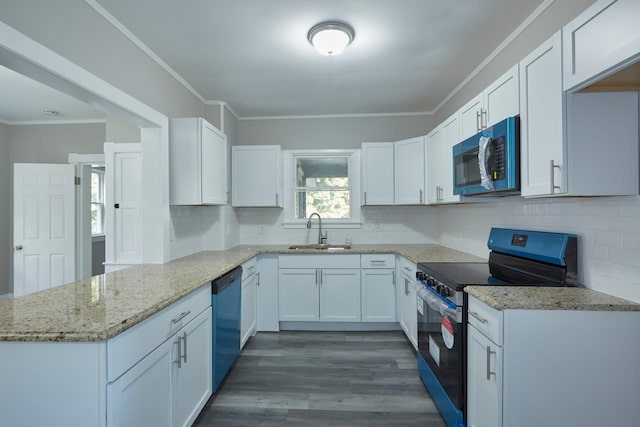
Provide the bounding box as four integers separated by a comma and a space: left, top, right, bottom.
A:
194, 331, 446, 427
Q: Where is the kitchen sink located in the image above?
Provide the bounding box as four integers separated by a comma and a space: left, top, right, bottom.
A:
288, 244, 352, 250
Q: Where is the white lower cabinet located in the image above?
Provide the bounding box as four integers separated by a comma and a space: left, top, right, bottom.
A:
397, 256, 417, 349
107, 286, 212, 427
278, 255, 362, 322
466, 295, 640, 427
361, 254, 396, 322
240, 258, 258, 348
467, 323, 502, 427
256, 255, 280, 331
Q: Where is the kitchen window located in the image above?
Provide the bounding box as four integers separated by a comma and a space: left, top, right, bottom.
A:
284, 150, 361, 226
91, 168, 105, 235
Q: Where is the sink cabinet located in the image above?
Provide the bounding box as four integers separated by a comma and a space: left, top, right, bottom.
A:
278, 255, 361, 322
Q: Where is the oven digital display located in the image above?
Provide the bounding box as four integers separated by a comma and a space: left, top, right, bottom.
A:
511, 234, 528, 247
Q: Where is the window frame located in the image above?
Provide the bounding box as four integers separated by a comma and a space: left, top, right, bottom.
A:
283, 149, 361, 228
90, 168, 106, 236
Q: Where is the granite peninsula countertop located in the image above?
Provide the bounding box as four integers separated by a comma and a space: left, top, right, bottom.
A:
0, 244, 484, 342
465, 286, 640, 311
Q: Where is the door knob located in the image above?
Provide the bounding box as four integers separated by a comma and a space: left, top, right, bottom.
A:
15, 245, 23, 251
114, 203, 120, 209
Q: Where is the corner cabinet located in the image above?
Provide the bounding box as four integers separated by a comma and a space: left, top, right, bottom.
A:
170, 118, 228, 205
394, 136, 425, 205
519, 31, 639, 197
425, 113, 460, 204
562, 0, 640, 91
361, 142, 395, 205
231, 145, 282, 207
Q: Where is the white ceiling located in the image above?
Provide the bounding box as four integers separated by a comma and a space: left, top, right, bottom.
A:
91, 0, 545, 118
0, 65, 105, 124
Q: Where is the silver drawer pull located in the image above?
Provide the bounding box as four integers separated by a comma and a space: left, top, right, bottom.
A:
403, 266, 412, 273
370, 260, 387, 265
469, 311, 488, 324
171, 311, 191, 324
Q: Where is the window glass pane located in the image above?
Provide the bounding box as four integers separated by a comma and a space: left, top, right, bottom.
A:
91, 172, 100, 203
295, 190, 350, 219
91, 203, 100, 234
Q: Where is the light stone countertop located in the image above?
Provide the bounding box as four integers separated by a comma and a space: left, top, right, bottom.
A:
0, 244, 484, 342
465, 285, 640, 311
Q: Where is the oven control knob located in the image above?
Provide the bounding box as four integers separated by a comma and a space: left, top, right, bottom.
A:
416, 272, 428, 281
441, 288, 452, 297
426, 278, 437, 287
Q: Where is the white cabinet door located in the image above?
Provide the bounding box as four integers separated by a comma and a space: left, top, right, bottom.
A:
361, 142, 395, 205
361, 269, 396, 322
519, 32, 565, 197
425, 126, 443, 204
278, 269, 319, 321
563, 0, 640, 91
319, 269, 361, 322
459, 93, 484, 140
200, 122, 228, 205
394, 136, 425, 204
241, 272, 257, 348
257, 255, 280, 332
440, 114, 461, 203
170, 118, 227, 205
173, 308, 212, 427
107, 337, 173, 427
232, 145, 282, 207
483, 64, 519, 128
467, 324, 502, 427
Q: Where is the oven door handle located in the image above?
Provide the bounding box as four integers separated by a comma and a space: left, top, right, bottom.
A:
423, 290, 458, 319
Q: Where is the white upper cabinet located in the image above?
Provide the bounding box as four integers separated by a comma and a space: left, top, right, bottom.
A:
459, 65, 520, 141
563, 0, 640, 91
361, 142, 395, 205
426, 113, 461, 205
394, 136, 426, 204
483, 64, 520, 128
520, 31, 639, 197
519, 32, 565, 197
231, 145, 282, 207
170, 118, 228, 205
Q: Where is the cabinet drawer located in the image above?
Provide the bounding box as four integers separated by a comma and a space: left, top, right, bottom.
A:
241, 257, 257, 280
467, 296, 503, 345
107, 285, 211, 382
361, 254, 395, 269
279, 254, 360, 269
397, 256, 416, 277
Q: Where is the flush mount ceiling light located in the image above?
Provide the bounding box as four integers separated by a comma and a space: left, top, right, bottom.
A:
307, 21, 355, 56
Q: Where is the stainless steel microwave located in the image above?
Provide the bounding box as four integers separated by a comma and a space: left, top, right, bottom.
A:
452, 116, 519, 196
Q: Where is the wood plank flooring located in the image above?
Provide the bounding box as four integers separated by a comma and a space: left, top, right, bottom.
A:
193, 331, 446, 427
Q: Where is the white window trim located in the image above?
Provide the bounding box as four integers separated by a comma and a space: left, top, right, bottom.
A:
91, 168, 106, 236
283, 149, 361, 228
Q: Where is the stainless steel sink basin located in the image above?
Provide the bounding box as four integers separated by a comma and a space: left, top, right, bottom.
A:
288, 244, 352, 250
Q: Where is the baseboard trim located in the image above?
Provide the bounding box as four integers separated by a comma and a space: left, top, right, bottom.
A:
278, 321, 402, 331
0, 293, 14, 301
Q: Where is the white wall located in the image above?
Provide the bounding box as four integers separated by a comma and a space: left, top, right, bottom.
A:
437, 196, 640, 303
0, 123, 10, 296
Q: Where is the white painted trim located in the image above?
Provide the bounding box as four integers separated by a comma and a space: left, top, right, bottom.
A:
205, 100, 241, 121
68, 153, 106, 165
0, 293, 13, 301
241, 111, 434, 121
433, 0, 556, 113
2, 119, 106, 125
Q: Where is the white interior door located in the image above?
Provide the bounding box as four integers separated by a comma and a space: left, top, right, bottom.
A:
13, 163, 75, 297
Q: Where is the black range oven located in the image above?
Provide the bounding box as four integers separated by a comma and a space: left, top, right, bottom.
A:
415, 228, 578, 427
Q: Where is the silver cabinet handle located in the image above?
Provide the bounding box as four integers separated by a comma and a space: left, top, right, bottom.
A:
486, 345, 496, 380
15, 245, 23, 251
419, 189, 423, 204
550, 160, 561, 194
171, 311, 191, 324
404, 277, 409, 295
256, 272, 260, 286
481, 109, 488, 130
370, 260, 387, 265
476, 110, 481, 133
403, 266, 412, 273
319, 269, 323, 286
469, 311, 488, 324
364, 191, 367, 205
315, 269, 319, 286
392, 272, 396, 287
175, 336, 183, 368
275, 193, 278, 206
182, 331, 188, 364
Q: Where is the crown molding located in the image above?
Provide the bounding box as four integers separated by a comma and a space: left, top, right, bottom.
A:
240, 110, 434, 121
1, 118, 107, 125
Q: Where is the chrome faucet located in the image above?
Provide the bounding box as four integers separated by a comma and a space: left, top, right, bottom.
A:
306, 212, 327, 245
